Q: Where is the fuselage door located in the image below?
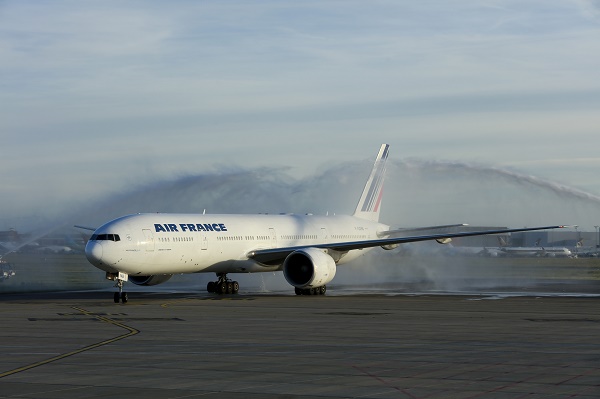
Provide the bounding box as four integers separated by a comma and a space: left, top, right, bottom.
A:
142, 229, 155, 252
321, 228, 328, 242
201, 234, 208, 250
269, 228, 277, 248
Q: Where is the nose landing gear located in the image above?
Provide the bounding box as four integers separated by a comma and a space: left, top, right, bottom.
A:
107, 272, 128, 303
114, 279, 128, 303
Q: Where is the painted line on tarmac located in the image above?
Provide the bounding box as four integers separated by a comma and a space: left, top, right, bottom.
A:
0, 306, 139, 379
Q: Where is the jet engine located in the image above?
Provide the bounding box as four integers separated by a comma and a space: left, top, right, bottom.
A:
283, 248, 336, 288
129, 274, 173, 286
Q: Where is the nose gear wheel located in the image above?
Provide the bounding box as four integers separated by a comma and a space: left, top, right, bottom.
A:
113, 278, 128, 303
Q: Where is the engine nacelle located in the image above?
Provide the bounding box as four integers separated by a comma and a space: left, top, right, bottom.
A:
129, 274, 173, 286
283, 248, 337, 288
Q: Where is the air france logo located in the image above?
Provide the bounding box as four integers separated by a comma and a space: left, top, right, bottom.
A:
154, 223, 227, 233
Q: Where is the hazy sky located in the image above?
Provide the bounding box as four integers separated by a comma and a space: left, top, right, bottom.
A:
2, 1, 600, 228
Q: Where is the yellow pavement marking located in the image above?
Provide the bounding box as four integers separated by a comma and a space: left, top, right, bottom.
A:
0, 306, 139, 378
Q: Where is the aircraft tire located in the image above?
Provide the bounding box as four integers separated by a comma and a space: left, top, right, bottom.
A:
207, 281, 215, 293
121, 292, 128, 303
320, 286, 327, 295
232, 281, 239, 294
217, 282, 227, 295
226, 282, 233, 294
114, 292, 120, 303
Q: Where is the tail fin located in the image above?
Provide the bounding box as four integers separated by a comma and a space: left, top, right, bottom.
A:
353, 144, 389, 222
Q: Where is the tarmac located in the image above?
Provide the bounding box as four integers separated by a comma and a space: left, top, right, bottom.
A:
0, 289, 599, 399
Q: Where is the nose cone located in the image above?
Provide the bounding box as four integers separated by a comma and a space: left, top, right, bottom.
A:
85, 241, 103, 266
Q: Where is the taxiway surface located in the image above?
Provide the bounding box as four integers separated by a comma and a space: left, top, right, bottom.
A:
1, 290, 599, 399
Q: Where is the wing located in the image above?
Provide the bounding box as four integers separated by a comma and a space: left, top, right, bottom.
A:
74, 225, 97, 232
377, 224, 469, 237
247, 225, 567, 265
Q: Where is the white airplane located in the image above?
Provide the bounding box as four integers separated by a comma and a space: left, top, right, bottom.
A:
79, 144, 566, 303
446, 244, 572, 258
497, 246, 573, 258
493, 237, 573, 257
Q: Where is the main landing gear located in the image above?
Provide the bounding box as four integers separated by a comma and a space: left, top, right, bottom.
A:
295, 286, 327, 296
207, 273, 239, 295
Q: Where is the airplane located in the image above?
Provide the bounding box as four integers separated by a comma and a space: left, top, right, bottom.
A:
496, 246, 572, 258
493, 237, 573, 257
442, 238, 573, 258
78, 144, 566, 303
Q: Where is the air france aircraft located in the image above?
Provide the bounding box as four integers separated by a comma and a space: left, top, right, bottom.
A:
80, 145, 565, 303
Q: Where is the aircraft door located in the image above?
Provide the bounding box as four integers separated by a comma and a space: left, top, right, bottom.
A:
142, 229, 155, 252
269, 228, 277, 248
321, 228, 328, 242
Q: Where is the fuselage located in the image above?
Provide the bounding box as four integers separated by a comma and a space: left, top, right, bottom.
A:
85, 213, 389, 277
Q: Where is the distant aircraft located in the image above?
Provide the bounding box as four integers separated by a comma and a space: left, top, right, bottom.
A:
493, 237, 573, 258
497, 246, 572, 258
78, 145, 565, 303
443, 234, 573, 258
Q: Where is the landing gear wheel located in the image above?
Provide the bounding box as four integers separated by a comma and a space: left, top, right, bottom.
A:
207, 281, 215, 293
294, 286, 327, 296
207, 273, 240, 295
113, 277, 128, 303
217, 282, 227, 295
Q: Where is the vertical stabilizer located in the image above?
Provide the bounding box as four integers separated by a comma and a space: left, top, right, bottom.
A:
353, 144, 389, 222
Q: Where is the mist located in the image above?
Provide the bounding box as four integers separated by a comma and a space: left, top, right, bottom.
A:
3, 158, 600, 294
67, 158, 600, 229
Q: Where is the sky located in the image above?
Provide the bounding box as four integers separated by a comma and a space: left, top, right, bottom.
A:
2, 0, 600, 231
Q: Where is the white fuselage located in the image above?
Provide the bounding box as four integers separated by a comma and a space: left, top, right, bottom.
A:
85, 213, 389, 277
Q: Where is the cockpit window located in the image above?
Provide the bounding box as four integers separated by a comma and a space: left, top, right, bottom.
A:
90, 234, 121, 242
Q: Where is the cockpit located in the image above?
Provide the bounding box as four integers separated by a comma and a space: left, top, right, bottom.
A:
90, 234, 121, 242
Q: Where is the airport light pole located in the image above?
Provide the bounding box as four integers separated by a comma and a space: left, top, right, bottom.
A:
574, 225, 579, 256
